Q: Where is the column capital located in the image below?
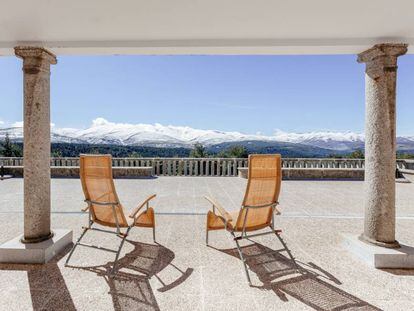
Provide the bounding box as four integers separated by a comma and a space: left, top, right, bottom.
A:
357, 43, 408, 79
14, 46, 57, 74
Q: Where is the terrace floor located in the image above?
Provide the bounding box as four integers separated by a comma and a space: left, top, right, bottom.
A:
1, 177, 414, 310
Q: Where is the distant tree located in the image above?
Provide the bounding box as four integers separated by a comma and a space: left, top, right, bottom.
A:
217, 145, 249, 158
190, 143, 208, 158
1, 133, 22, 157
128, 151, 142, 158
327, 153, 344, 159
397, 153, 414, 159
348, 149, 364, 159
90, 147, 100, 154
51, 149, 63, 158
226, 146, 248, 158
3, 133, 13, 157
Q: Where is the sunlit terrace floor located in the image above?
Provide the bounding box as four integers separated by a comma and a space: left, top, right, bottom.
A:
1, 177, 414, 310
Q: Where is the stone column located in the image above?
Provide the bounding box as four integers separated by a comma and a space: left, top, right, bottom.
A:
357, 43, 407, 248
14, 47, 57, 243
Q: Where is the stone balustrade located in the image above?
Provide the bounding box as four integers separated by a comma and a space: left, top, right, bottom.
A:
0, 157, 412, 178
0, 157, 249, 177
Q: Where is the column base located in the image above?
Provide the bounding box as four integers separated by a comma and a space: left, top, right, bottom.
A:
20, 231, 54, 244
359, 234, 400, 249
0, 229, 72, 264
342, 233, 414, 268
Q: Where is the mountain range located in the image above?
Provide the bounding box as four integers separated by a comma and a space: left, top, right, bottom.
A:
1, 118, 414, 155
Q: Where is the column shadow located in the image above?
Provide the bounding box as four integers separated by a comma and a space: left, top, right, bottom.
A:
381, 268, 414, 276
72, 240, 193, 311
0, 245, 76, 311
216, 242, 381, 311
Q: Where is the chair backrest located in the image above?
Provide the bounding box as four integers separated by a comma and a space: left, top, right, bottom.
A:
80, 155, 128, 228
235, 154, 282, 232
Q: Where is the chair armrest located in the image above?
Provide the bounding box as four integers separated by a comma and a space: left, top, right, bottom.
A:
204, 196, 232, 222
129, 194, 157, 218
274, 206, 281, 215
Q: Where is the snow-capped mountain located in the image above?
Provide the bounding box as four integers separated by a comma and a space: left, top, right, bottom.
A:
1, 118, 414, 151
273, 130, 365, 151
1, 118, 279, 148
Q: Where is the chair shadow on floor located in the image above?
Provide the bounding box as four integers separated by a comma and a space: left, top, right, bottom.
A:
73, 240, 193, 311
215, 242, 381, 311
0, 245, 76, 311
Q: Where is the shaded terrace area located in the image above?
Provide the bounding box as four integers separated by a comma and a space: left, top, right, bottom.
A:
1, 177, 414, 310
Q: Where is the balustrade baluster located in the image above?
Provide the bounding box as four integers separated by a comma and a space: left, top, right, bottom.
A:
184, 159, 188, 176
167, 160, 171, 176
177, 159, 181, 176
172, 160, 176, 176
162, 160, 165, 175
192, 159, 195, 176
156, 160, 160, 175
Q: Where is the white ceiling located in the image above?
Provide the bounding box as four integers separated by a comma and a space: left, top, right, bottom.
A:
0, 0, 413, 55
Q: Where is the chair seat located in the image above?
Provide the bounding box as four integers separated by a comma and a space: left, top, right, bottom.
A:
207, 210, 272, 232
132, 207, 155, 228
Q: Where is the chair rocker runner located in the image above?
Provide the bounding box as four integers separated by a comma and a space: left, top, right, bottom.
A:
65, 154, 156, 275
205, 154, 296, 285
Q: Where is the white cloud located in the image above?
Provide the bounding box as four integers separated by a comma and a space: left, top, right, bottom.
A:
0, 120, 4, 125
92, 117, 111, 127
12, 121, 23, 128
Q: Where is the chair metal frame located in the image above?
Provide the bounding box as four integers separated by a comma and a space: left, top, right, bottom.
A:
65, 193, 156, 276
205, 154, 298, 285
206, 199, 297, 285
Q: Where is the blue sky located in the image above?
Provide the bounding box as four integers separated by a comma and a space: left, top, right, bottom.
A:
1, 54, 413, 135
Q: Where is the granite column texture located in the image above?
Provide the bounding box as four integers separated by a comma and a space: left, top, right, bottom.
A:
14, 47, 57, 243
357, 43, 407, 248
